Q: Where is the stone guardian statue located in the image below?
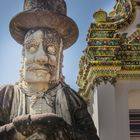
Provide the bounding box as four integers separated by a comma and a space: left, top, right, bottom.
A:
0, 0, 99, 140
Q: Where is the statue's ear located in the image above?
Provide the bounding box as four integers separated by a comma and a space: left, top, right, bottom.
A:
137, 24, 140, 28
56, 38, 63, 81
22, 47, 25, 57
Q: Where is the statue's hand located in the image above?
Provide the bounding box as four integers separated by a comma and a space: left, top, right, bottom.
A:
26, 130, 70, 140
12, 113, 67, 137
0, 114, 74, 140
25, 132, 47, 140
50, 130, 70, 140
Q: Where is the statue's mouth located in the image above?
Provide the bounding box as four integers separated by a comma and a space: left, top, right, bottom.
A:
26, 64, 56, 73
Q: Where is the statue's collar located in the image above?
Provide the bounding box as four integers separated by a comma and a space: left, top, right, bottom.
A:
19, 82, 63, 97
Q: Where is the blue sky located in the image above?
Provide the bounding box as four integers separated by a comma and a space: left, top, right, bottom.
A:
0, 0, 115, 91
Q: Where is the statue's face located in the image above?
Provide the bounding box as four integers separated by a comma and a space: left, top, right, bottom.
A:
23, 29, 62, 84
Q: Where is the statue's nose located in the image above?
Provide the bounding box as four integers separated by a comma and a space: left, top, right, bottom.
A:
34, 44, 48, 65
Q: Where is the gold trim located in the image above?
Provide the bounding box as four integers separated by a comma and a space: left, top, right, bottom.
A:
90, 60, 121, 63
126, 29, 140, 42
88, 38, 120, 40
92, 67, 121, 71
93, 74, 117, 76
88, 46, 120, 48
119, 51, 140, 53
90, 28, 116, 31
128, 44, 140, 46
95, 22, 115, 25
118, 78, 140, 80
119, 71, 140, 74
123, 59, 140, 61
92, 55, 115, 56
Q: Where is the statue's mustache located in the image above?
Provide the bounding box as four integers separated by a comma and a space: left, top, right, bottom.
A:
25, 62, 56, 73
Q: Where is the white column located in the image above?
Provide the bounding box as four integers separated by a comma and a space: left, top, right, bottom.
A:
115, 81, 130, 140
88, 87, 99, 135
115, 80, 140, 140
90, 82, 130, 140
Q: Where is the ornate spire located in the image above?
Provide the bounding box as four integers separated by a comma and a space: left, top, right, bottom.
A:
108, 0, 136, 30
77, 0, 140, 103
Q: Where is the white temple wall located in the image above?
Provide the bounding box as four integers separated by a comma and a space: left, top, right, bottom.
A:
88, 80, 140, 140
128, 89, 140, 110
131, 137, 140, 140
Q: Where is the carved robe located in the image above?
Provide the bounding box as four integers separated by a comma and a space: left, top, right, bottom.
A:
0, 82, 99, 140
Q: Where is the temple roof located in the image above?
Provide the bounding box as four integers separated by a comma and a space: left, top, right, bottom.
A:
77, 0, 140, 103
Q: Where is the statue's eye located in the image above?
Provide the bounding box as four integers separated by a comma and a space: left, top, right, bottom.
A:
47, 46, 56, 55
29, 46, 37, 53
25, 44, 38, 53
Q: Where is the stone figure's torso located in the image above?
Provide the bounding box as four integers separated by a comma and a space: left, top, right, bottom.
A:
24, 88, 56, 115
0, 83, 99, 140
10, 83, 72, 125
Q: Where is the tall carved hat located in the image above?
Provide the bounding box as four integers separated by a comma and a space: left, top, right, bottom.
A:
9, 0, 79, 49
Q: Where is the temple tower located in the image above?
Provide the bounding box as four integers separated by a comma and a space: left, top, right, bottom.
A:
77, 0, 140, 140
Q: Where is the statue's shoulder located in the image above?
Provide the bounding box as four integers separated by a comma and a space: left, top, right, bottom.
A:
62, 82, 87, 108
0, 85, 15, 124
0, 84, 15, 103
0, 84, 15, 94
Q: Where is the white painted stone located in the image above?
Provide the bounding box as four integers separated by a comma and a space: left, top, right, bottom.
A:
96, 83, 117, 140
128, 89, 140, 109
88, 87, 99, 135
88, 81, 140, 140
115, 81, 130, 140
131, 137, 140, 140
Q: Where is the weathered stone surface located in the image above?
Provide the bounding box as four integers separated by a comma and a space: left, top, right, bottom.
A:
10, 0, 78, 49
0, 0, 99, 140
24, 0, 66, 15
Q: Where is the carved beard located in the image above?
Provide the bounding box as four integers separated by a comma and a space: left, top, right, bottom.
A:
23, 59, 57, 83
24, 70, 51, 83
21, 56, 61, 85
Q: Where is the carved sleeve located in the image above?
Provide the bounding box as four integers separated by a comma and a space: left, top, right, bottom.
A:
0, 85, 14, 125
64, 85, 99, 140
72, 103, 99, 140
